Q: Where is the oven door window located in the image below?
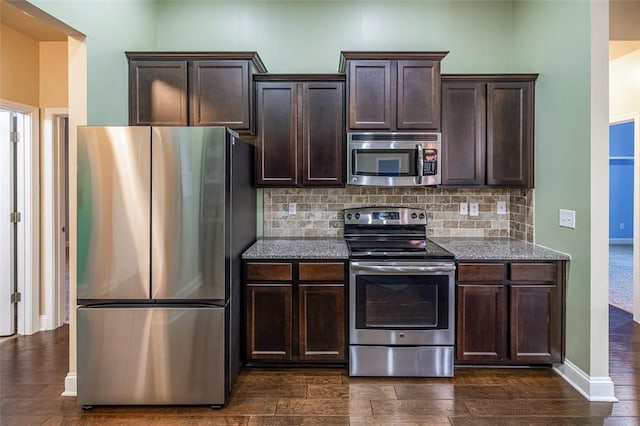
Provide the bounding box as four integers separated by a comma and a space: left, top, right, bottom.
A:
355, 274, 449, 329
353, 149, 416, 177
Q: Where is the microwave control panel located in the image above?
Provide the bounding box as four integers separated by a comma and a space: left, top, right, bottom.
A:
423, 149, 438, 176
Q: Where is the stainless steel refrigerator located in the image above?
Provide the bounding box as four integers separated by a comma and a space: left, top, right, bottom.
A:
76, 126, 256, 406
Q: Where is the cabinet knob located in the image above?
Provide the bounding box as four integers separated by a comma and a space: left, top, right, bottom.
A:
399, 332, 405, 339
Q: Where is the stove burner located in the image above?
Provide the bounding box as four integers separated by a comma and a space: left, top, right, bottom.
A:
343, 207, 454, 260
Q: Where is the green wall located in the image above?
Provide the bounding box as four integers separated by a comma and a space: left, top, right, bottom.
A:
29, 0, 596, 375
155, 1, 515, 74
512, 1, 592, 373
30, 0, 157, 124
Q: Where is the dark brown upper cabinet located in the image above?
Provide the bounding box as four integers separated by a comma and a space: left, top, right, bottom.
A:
254, 74, 345, 187
441, 74, 537, 188
126, 52, 267, 132
339, 51, 448, 131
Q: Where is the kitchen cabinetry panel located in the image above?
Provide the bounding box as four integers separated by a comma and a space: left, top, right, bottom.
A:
457, 263, 505, 282
128, 60, 189, 126
302, 83, 345, 185
510, 285, 560, 363
190, 60, 251, 128
347, 60, 392, 129
299, 284, 345, 361
441, 75, 536, 188
441, 81, 485, 185
255, 75, 345, 187
255, 83, 298, 186
246, 284, 292, 360
455, 260, 565, 366
396, 60, 440, 130
244, 260, 347, 364
487, 82, 534, 186
456, 284, 507, 362
246, 262, 292, 281
340, 52, 447, 132
126, 52, 266, 131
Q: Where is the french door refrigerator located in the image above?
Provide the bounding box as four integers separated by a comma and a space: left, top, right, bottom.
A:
76, 126, 256, 406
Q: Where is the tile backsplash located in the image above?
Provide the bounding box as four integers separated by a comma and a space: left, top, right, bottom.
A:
263, 187, 534, 242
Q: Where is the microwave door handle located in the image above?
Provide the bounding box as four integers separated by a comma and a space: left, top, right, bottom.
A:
416, 144, 424, 184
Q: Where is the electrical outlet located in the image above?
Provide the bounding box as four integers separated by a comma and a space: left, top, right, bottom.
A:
497, 201, 507, 215
288, 203, 296, 215
559, 209, 575, 229
620, 223, 625, 229
469, 203, 479, 217
459, 203, 468, 215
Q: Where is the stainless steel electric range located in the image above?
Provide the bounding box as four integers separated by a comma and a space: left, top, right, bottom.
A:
344, 207, 456, 377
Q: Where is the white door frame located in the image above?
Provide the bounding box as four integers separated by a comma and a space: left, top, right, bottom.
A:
0, 99, 40, 336
43, 108, 69, 330
610, 113, 640, 323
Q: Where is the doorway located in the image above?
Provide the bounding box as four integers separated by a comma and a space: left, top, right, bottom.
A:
0, 109, 21, 336
609, 115, 640, 321
43, 108, 70, 330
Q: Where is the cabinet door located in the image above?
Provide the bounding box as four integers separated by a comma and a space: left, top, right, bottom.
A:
347, 60, 392, 129
456, 284, 507, 362
396, 60, 440, 130
441, 81, 486, 185
129, 60, 188, 126
190, 60, 251, 130
301, 82, 345, 186
298, 284, 346, 361
246, 284, 292, 360
510, 285, 561, 363
255, 82, 298, 186
486, 82, 534, 187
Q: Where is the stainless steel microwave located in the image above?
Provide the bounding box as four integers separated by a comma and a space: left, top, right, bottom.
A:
347, 132, 442, 186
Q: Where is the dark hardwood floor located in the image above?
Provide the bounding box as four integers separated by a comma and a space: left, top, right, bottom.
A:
1, 306, 637, 425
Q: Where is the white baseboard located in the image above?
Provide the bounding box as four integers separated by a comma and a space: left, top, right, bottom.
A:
554, 359, 617, 402
62, 371, 77, 397
40, 315, 47, 331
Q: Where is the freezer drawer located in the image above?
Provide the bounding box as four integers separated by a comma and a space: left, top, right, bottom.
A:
78, 306, 226, 406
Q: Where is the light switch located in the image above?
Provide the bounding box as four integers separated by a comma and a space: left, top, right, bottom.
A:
288, 203, 296, 215
459, 203, 468, 215
559, 209, 575, 229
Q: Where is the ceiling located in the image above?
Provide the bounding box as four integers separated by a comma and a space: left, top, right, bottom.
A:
0, 0, 79, 41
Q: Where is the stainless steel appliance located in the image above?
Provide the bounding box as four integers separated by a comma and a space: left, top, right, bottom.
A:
344, 207, 455, 377
347, 132, 441, 186
76, 126, 256, 406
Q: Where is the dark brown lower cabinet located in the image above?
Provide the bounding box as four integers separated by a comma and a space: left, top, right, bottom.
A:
456, 261, 565, 365
510, 284, 560, 362
299, 284, 345, 361
456, 284, 507, 362
246, 284, 292, 361
245, 261, 346, 364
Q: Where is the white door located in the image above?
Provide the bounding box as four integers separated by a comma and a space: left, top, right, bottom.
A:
0, 110, 18, 336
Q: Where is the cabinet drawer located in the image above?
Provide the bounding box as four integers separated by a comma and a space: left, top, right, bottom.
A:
299, 262, 345, 282
457, 263, 506, 282
246, 262, 292, 281
510, 263, 558, 283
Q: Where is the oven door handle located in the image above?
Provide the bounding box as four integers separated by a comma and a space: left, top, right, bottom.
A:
351, 263, 456, 274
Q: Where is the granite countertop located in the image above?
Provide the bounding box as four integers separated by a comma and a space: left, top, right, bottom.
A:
431, 237, 571, 261
242, 237, 570, 261
242, 237, 350, 260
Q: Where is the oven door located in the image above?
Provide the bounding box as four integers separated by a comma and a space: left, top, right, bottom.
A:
349, 261, 455, 346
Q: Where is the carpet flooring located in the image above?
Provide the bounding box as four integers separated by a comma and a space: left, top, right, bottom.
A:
610, 244, 634, 313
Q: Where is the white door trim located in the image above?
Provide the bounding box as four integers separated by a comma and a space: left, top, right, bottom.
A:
610, 113, 640, 323
43, 108, 69, 331
0, 99, 40, 336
